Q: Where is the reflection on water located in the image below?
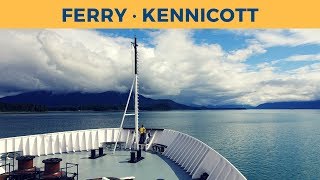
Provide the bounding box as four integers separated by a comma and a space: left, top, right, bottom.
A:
1, 110, 320, 179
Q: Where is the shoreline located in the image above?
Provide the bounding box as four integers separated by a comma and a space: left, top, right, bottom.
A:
2, 108, 320, 114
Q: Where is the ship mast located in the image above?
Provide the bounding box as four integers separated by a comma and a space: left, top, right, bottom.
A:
133, 37, 139, 150
113, 37, 139, 153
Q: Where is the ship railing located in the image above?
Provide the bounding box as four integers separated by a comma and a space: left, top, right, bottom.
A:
0, 162, 11, 174
151, 129, 246, 180
61, 162, 79, 180
0, 151, 21, 173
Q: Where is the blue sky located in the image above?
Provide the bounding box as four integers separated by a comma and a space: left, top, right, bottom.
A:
0, 29, 320, 106
97, 29, 320, 72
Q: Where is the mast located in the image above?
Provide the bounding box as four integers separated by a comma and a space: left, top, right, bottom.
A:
113, 37, 139, 153
133, 37, 139, 150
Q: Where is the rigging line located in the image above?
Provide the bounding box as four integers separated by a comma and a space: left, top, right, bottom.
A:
113, 76, 135, 153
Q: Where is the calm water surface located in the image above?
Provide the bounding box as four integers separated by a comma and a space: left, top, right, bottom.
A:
0, 110, 320, 179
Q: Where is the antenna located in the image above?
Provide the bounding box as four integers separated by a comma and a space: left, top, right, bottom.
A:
133, 36, 138, 75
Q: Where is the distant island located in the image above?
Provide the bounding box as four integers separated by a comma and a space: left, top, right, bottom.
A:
256, 100, 320, 109
0, 91, 319, 112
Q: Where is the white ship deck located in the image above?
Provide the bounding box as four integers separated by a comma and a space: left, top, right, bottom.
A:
31, 151, 190, 179
0, 128, 246, 180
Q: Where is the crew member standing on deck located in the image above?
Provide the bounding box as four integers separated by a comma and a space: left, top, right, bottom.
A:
139, 125, 146, 144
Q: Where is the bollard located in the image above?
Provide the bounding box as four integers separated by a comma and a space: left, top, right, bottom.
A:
99, 147, 104, 156
42, 158, 62, 175
200, 172, 209, 180
130, 151, 136, 163
16, 155, 35, 170
90, 149, 96, 159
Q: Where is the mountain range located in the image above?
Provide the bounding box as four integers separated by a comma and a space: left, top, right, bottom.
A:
0, 91, 320, 112
0, 91, 197, 111
256, 100, 320, 109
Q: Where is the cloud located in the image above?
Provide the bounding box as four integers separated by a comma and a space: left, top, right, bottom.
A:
282, 54, 320, 62
235, 29, 320, 47
226, 43, 266, 62
0, 29, 134, 94
0, 29, 320, 106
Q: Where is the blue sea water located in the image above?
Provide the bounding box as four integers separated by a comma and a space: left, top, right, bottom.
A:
0, 110, 319, 179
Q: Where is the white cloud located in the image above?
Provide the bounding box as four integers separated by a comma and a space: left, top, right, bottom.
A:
282, 54, 320, 62
0, 29, 320, 106
235, 29, 320, 47
226, 43, 266, 62
0, 29, 134, 94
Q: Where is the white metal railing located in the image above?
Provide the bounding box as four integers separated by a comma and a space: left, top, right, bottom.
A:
0, 128, 246, 180
152, 129, 246, 180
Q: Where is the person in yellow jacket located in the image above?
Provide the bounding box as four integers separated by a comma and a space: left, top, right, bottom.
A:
139, 125, 146, 144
